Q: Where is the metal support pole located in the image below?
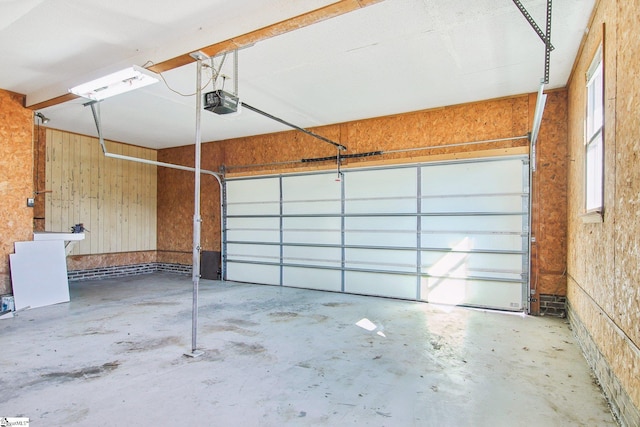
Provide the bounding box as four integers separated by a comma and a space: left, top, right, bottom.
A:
416, 166, 422, 300
188, 52, 206, 357
85, 66, 220, 357
279, 176, 284, 286
526, 155, 534, 314
340, 170, 346, 293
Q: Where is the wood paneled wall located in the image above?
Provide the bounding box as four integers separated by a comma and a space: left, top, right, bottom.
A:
0, 89, 33, 295
566, 0, 640, 418
45, 129, 157, 255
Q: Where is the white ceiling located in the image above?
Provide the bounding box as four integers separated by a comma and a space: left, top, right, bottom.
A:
1, 0, 595, 150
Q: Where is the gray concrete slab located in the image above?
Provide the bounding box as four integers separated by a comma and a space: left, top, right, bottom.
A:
0, 273, 616, 426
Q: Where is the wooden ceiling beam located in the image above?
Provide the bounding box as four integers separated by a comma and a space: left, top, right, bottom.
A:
148, 0, 382, 73
29, 0, 383, 110
29, 93, 79, 110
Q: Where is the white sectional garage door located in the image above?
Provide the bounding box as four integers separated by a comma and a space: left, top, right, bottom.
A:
224, 155, 530, 311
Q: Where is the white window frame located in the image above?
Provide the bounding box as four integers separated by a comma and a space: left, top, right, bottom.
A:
584, 46, 604, 215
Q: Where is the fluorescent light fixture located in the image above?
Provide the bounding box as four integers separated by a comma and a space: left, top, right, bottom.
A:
69, 65, 159, 101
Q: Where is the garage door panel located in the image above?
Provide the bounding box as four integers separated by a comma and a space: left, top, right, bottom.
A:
466, 252, 523, 271
226, 262, 280, 285
421, 251, 523, 274
346, 216, 417, 231
283, 267, 341, 291
345, 230, 416, 247
227, 243, 279, 263
283, 217, 341, 245
345, 271, 416, 299
345, 216, 417, 247
226, 202, 280, 216
421, 160, 524, 195
346, 199, 416, 214
346, 168, 417, 214
422, 262, 523, 283
422, 195, 524, 213
347, 168, 417, 197
283, 200, 340, 215
282, 173, 341, 214
421, 276, 523, 310
422, 215, 524, 233
345, 248, 416, 273
283, 230, 341, 245
226, 178, 280, 215
227, 217, 280, 243
283, 246, 341, 268
421, 233, 524, 252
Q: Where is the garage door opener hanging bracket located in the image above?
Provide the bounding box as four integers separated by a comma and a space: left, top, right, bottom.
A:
512, 0, 554, 84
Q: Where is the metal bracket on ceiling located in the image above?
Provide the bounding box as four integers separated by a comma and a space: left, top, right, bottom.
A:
84, 100, 108, 154
189, 51, 209, 61
512, 0, 553, 84
543, 0, 553, 85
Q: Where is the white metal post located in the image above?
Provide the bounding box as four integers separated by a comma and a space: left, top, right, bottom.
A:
189, 54, 204, 357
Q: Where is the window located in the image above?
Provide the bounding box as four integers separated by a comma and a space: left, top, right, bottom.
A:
585, 46, 604, 213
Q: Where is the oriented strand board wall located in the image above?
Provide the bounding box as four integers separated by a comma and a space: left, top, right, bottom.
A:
157, 93, 568, 314
156, 143, 224, 265
45, 129, 158, 256
0, 89, 33, 295
222, 97, 530, 174
614, 0, 640, 348
566, 0, 640, 420
529, 91, 569, 307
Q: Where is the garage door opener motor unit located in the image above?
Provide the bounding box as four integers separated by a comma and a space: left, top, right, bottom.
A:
204, 90, 239, 115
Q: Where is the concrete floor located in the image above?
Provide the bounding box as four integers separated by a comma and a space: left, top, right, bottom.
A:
1, 273, 616, 426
